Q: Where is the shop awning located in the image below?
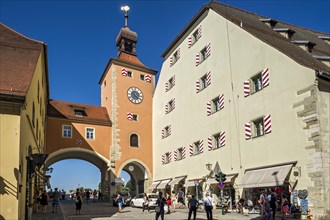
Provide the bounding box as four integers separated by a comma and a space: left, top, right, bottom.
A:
185, 178, 203, 187
148, 181, 161, 189
168, 176, 186, 186
241, 164, 293, 188
157, 179, 172, 189
205, 174, 237, 185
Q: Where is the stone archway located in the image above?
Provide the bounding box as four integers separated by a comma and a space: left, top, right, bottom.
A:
116, 159, 152, 196
45, 148, 112, 199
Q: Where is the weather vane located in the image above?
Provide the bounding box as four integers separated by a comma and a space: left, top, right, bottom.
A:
121, 5, 130, 27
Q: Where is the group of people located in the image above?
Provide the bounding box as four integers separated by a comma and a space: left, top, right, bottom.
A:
35, 187, 62, 213
152, 190, 214, 220
237, 189, 291, 220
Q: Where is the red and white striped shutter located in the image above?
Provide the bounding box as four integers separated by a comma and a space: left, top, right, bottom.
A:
206, 43, 211, 58
145, 74, 152, 83
168, 152, 172, 163
162, 154, 165, 164
174, 150, 177, 161
170, 57, 173, 66
196, 80, 200, 93
165, 82, 168, 92
245, 122, 251, 140
168, 125, 171, 136
197, 26, 202, 39
188, 35, 192, 48
177, 48, 181, 59
208, 136, 213, 151
173, 75, 176, 86
182, 147, 186, 158
244, 80, 250, 97
189, 144, 193, 156
127, 112, 133, 120
264, 114, 272, 133
172, 98, 175, 110
122, 68, 127, 76
195, 54, 200, 66
219, 94, 224, 109
206, 71, 211, 86
199, 140, 204, 153
165, 103, 168, 114
220, 131, 225, 146
207, 101, 212, 116
161, 129, 164, 139
262, 68, 270, 87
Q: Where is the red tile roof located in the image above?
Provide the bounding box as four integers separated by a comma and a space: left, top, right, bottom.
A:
0, 23, 44, 97
47, 100, 111, 126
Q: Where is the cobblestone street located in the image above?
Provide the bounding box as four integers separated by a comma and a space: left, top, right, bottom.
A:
32, 199, 300, 220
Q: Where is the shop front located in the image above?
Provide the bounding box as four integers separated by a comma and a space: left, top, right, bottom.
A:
239, 163, 294, 211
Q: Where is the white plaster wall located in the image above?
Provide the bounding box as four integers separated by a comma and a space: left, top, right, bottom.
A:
153, 8, 316, 192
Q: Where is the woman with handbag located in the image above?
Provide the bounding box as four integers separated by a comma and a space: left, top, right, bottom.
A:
142, 193, 150, 212
155, 191, 167, 220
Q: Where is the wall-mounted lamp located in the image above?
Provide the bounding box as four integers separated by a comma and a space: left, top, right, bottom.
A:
206, 163, 212, 171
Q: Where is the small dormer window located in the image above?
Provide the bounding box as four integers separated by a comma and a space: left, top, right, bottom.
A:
259, 18, 278, 28
291, 40, 315, 53
273, 28, 295, 39
75, 109, 86, 117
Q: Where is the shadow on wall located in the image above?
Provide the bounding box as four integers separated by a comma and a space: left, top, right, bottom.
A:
0, 215, 5, 220
0, 175, 17, 198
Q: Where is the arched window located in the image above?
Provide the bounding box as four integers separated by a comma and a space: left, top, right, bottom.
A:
130, 134, 139, 147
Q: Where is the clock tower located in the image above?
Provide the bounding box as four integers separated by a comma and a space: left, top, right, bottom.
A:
99, 6, 157, 195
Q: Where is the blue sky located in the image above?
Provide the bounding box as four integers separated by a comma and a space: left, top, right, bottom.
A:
1, 0, 329, 192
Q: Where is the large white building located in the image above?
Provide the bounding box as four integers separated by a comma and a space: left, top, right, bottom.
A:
152, 2, 329, 218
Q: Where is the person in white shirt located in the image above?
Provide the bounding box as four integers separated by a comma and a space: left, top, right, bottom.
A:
204, 193, 213, 220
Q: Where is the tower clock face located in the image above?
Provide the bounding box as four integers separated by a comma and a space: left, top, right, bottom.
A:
127, 87, 143, 104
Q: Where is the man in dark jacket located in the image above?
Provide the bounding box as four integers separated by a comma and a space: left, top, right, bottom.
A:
156, 192, 167, 220
188, 195, 199, 220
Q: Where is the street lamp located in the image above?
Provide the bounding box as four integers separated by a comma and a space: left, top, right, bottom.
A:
206, 163, 212, 171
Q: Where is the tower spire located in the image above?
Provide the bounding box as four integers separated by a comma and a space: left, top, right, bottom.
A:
121, 5, 130, 27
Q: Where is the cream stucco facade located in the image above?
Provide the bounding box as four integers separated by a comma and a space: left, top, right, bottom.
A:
0, 45, 48, 220
153, 6, 329, 219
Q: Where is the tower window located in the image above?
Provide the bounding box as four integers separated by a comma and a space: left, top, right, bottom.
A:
127, 71, 132, 78
130, 133, 139, 147
140, 74, 145, 80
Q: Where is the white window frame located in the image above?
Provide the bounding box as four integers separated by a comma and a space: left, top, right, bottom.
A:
252, 117, 264, 138
251, 73, 263, 94
86, 127, 95, 140
212, 97, 221, 113
168, 77, 174, 91
167, 100, 174, 113
193, 141, 200, 155
177, 148, 183, 160
213, 133, 221, 149
165, 152, 170, 164
62, 125, 72, 138
164, 126, 170, 138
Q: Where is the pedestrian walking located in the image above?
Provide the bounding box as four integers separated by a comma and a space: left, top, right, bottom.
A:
75, 189, 83, 215
165, 192, 171, 214
142, 193, 150, 212
204, 193, 213, 220
40, 190, 48, 213
176, 188, 186, 208
281, 195, 289, 220
52, 188, 61, 213
270, 191, 277, 220
115, 193, 123, 213
188, 195, 199, 220
155, 191, 167, 220
259, 190, 266, 217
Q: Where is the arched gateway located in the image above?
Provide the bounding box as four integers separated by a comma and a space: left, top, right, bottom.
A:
45, 9, 157, 199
